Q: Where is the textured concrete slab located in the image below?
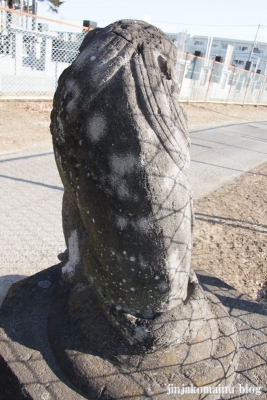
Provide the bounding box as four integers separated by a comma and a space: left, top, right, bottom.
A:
0, 263, 86, 400
189, 121, 267, 199
0, 265, 267, 399
0, 150, 65, 305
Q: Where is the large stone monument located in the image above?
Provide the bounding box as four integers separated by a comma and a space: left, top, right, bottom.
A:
1, 19, 267, 400
48, 20, 238, 398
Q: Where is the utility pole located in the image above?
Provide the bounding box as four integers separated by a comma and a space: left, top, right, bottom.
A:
31, 0, 36, 30
20, 0, 23, 26
32, 0, 37, 14
249, 24, 261, 62
205, 36, 213, 66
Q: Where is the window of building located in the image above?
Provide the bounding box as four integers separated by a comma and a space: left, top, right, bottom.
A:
236, 46, 248, 51
212, 43, 219, 48
222, 44, 228, 49
253, 48, 263, 54
233, 60, 245, 65
195, 41, 205, 46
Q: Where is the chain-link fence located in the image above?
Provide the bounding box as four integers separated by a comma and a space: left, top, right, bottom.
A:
1, 6, 267, 105
0, 6, 88, 99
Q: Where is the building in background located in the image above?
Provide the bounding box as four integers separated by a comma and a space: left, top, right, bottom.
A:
167, 32, 267, 75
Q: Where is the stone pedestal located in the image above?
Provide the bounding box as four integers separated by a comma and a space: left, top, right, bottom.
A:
1, 265, 266, 399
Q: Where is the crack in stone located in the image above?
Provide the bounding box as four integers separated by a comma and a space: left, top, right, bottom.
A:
113, 30, 134, 45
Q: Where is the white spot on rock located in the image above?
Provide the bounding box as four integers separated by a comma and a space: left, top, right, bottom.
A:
110, 154, 139, 176
134, 325, 148, 342
87, 114, 107, 143
91, 55, 96, 61
139, 255, 147, 269
158, 281, 169, 293
38, 280, 51, 289
117, 181, 130, 199
74, 283, 87, 293
109, 176, 130, 199
116, 216, 128, 230
135, 217, 150, 232
130, 256, 136, 262
41, 392, 50, 400
62, 230, 80, 277
55, 115, 65, 143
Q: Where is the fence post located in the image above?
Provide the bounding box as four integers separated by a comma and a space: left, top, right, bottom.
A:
55, 61, 58, 90
204, 59, 215, 103
14, 33, 23, 76
226, 67, 236, 105
256, 75, 266, 106
179, 52, 189, 101
242, 71, 253, 106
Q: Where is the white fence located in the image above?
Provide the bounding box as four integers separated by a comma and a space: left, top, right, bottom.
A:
1, 6, 267, 105
176, 52, 267, 105
0, 6, 88, 99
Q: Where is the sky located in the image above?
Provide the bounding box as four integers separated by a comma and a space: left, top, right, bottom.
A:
35, 0, 267, 43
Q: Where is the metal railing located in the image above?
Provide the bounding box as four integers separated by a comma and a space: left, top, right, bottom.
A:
1, 6, 267, 105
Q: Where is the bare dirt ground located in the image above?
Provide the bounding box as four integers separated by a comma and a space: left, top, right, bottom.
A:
0, 101, 53, 155
192, 162, 267, 307
0, 101, 267, 305
1, 101, 267, 155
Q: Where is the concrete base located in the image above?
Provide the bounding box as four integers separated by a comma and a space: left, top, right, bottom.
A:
47, 277, 238, 399
0, 264, 266, 399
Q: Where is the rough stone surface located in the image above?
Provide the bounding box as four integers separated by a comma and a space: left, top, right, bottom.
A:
50, 19, 204, 351
0, 266, 266, 399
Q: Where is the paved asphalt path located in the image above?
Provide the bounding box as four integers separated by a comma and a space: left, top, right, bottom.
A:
1, 121, 267, 304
